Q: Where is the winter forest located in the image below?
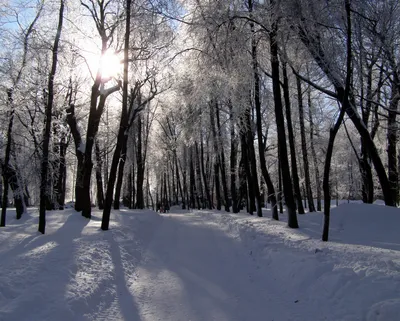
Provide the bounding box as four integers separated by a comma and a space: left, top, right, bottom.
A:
2, 0, 399, 236
1, 0, 400, 320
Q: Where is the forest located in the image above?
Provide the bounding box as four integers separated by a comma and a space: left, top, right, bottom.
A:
0, 0, 399, 241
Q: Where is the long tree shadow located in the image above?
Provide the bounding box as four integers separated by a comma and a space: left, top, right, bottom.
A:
130, 211, 293, 321
108, 233, 142, 321
0, 210, 91, 321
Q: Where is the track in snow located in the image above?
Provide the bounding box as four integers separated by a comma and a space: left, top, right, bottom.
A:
130, 211, 297, 321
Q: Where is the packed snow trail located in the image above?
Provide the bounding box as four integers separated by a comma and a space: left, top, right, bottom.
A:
131, 211, 295, 321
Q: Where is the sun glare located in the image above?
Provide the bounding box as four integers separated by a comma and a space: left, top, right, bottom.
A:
99, 51, 122, 80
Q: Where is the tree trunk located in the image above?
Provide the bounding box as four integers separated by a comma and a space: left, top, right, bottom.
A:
95, 140, 105, 210
308, 89, 322, 211
200, 137, 212, 209
195, 142, 204, 209
388, 79, 399, 204
322, 107, 346, 241
189, 147, 196, 209
136, 115, 145, 209
229, 103, 239, 213
56, 133, 67, 209
282, 62, 305, 214
250, 23, 277, 219
278, 160, 283, 214
101, 0, 130, 230
1, 102, 14, 227
210, 102, 222, 210
323, 0, 352, 241
215, 104, 230, 212
114, 135, 128, 209
270, 19, 298, 227
39, 0, 64, 234
296, 77, 316, 212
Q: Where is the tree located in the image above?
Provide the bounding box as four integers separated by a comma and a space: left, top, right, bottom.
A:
1, 2, 43, 226
38, 0, 65, 234
69, 0, 122, 218
269, 0, 298, 227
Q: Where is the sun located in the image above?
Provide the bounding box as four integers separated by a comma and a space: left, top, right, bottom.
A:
99, 51, 122, 80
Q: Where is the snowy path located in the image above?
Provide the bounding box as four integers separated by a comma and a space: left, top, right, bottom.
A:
131, 212, 295, 321
1, 204, 399, 321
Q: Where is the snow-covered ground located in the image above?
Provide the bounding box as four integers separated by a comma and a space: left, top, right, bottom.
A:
0, 203, 399, 321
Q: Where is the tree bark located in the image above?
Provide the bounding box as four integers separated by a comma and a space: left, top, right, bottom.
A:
101, 0, 130, 230
323, 0, 352, 241
250, 16, 278, 219
210, 102, 222, 210
270, 18, 298, 227
215, 103, 230, 212
229, 103, 239, 213
195, 142, 204, 209
55, 133, 67, 209
282, 63, 305, 214
388, 79, 399, 204
39, 0, 64, 234
114, 135, 128, 209
95, 140, 105, 210
296, 77, 316, 212
1, 102, 14, 227
200, 137, 212, 209
136, 115, 145, 209
308, 89, 322, 211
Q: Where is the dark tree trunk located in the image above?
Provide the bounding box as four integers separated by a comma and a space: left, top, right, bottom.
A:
101, 0, 130, 230
1, 101, 14, 227
200, 138, 212, 209
296, 77, 315, 212
213, 162, 222, 210
175, 151, 185, 209
170, 153, 178, 205
388, 79, 399, 204
1, 160, 24, 221
246, 0, 262, 217
195, 142, 204, 209
270, 19, 298, 227
251, 32, 278, 219
239, 122, 253, 214
247, 109, 263, 217
163, 172, 169, 211
95, 140, 105, 210
65, 102, 84, 211
359, 61, 375, 204
215, 104, 230, 212
136, 115, 145, 209
323, 0, 351, 241
210, 102, 222, 210
189, 147, 196, 209
39, 0, 64, 234
359, 145, 374, 203
278, 160, 283, 214
56, 133, 67, 209
322, 106, 346, 241
114, 135, 128, 209
282, 63, 305, 214
229, 103, 239, 213
125, 166, 133, 208
308, 90, 322, 211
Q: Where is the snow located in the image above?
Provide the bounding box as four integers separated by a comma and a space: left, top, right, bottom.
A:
0, 203, 399, 321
